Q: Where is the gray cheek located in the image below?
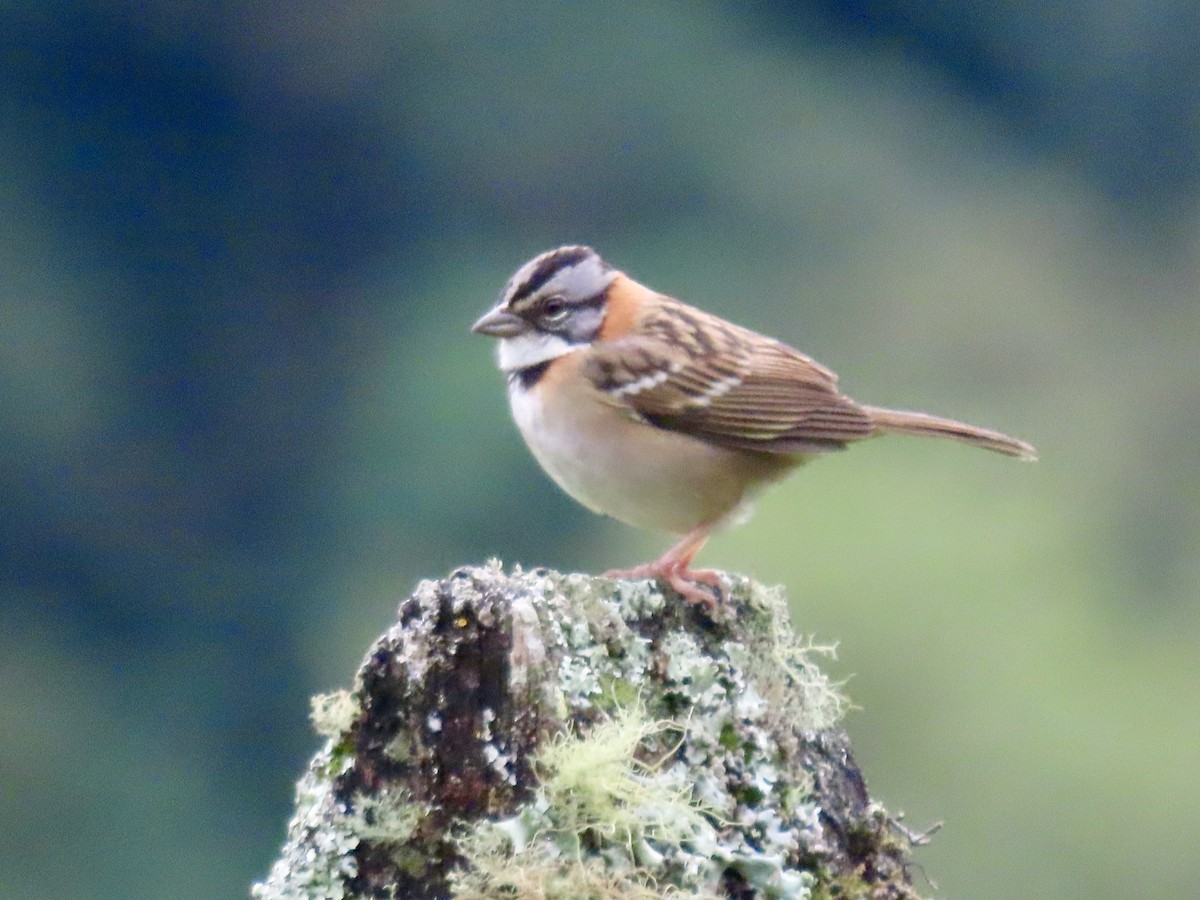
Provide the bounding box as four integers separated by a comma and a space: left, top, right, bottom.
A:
564, 307, 605, 343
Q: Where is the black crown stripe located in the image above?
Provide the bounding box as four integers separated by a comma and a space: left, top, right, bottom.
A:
509, 246, 593, 305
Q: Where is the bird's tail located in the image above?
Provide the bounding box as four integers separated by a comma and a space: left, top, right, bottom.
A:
862, 405, 1037, 460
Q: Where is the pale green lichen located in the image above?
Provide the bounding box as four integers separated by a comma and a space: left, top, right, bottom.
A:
537, 703, 710, 852
450, 700, 818, 899
737, 578, 847, 733
251, 745, 428, 899
310, 690, 357, 741
252, 740, 358, 900
450, 703, 726, 899
345, 787, 422, 845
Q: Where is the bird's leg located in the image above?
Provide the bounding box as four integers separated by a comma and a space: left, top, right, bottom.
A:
604, 523, 725, 607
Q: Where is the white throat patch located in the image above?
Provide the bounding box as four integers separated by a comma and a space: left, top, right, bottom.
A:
496, 331, 578, 373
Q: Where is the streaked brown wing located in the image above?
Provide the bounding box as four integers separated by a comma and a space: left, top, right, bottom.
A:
584, 299, 874, 454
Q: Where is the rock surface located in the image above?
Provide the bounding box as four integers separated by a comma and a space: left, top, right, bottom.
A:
253, 563, 925, 899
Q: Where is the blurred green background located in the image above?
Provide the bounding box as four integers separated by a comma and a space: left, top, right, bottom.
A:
2, 2, 1197, 898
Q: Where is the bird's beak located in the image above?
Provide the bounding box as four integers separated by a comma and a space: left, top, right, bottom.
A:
471, 307, 526, 338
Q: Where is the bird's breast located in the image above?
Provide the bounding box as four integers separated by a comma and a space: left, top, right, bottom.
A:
508, 363, 799, 534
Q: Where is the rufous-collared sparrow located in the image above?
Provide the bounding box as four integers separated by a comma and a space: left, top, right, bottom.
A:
473, 246, 1036, 606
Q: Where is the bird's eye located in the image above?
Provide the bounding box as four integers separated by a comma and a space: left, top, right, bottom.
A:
541, 296, 570, 323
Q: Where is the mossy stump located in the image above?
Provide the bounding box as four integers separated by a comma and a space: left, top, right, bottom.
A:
254, 563, 925, 899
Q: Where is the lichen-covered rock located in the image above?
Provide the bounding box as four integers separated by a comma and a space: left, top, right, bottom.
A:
253, 563, 926, 899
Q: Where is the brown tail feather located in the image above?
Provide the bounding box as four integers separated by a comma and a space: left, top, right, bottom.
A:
862, 405, 1037, 460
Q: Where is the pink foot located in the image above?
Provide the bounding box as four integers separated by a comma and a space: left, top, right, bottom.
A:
604, 522, 726, 608
604, 561, 725, 607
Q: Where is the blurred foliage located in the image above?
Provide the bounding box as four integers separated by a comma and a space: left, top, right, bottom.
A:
1, 2, 1197, 899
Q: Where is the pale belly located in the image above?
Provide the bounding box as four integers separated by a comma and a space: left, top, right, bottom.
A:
510, 381, 801, 534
